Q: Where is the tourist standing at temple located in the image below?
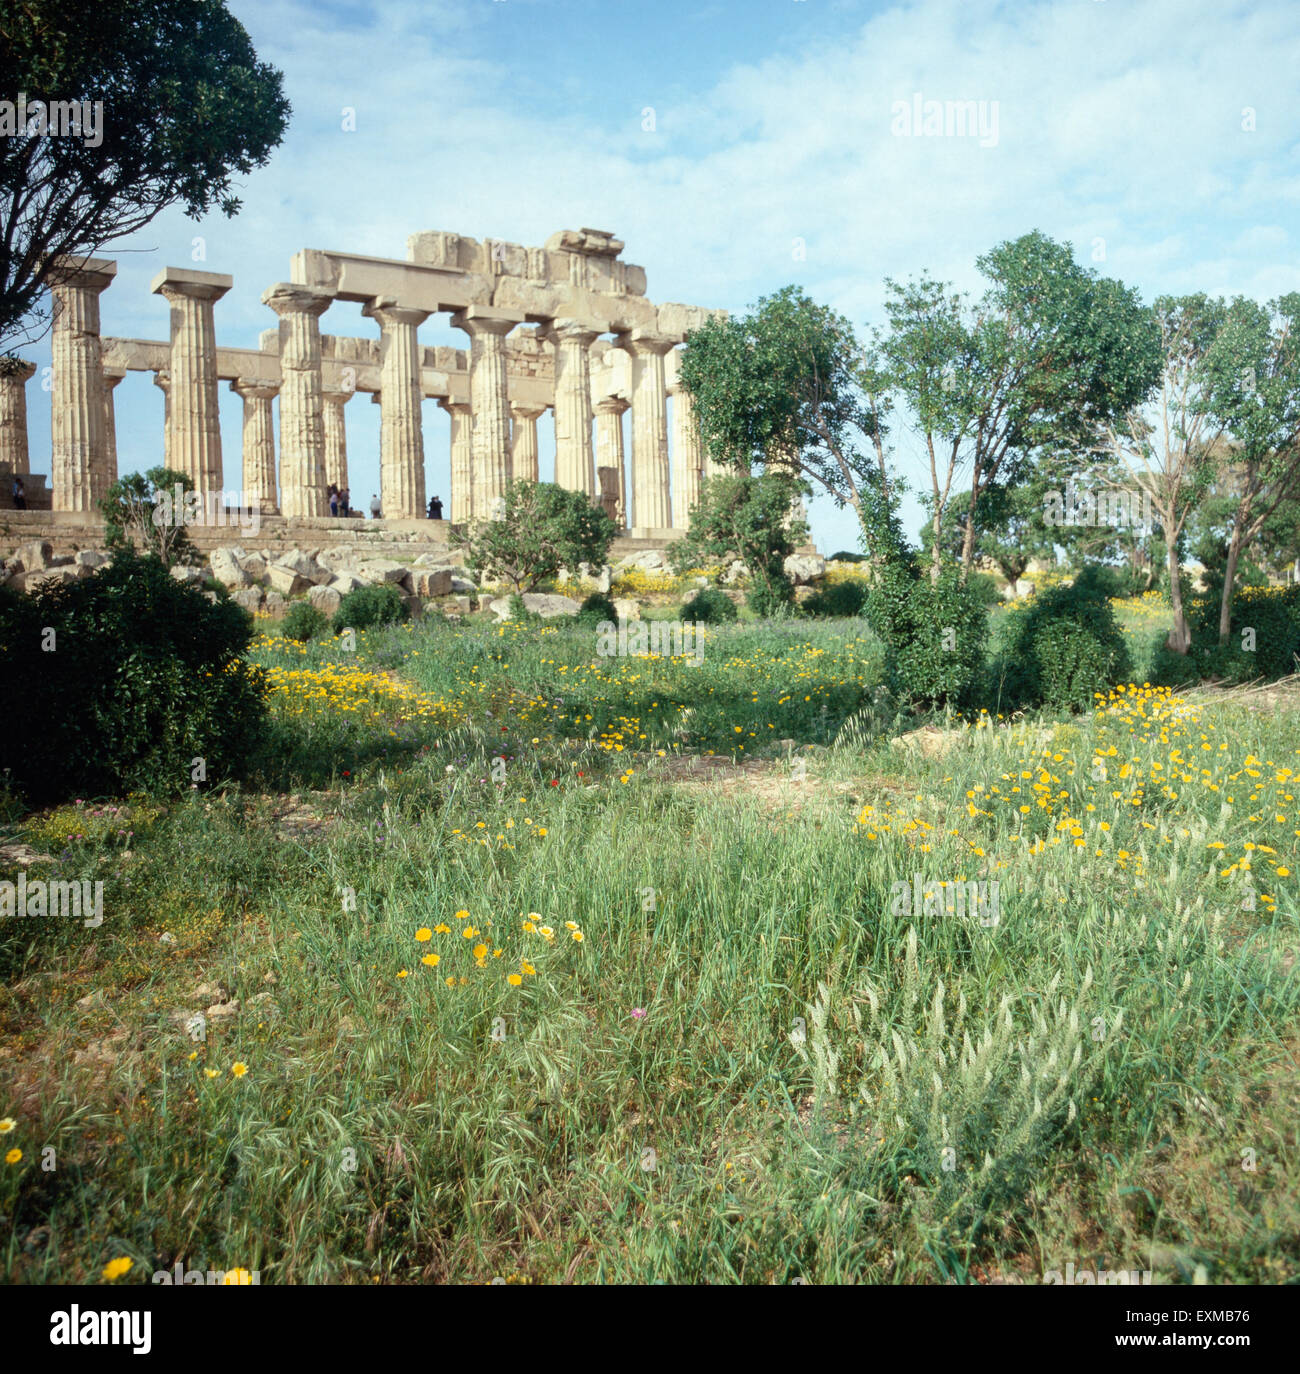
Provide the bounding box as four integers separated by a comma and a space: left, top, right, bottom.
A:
11, 476, 25, 510
340, 487, 350, 517
328, 484, 339, 517
428, 495, 443, 520
369, 493, 382, 519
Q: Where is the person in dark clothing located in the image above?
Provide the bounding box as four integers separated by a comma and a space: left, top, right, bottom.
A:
11, 476, 25, 510
428, 495, 443, 520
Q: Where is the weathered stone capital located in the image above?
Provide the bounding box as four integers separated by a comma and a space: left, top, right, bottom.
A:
153, 369, 171, 391
231, 378, 280, 401
322, 387, 356, 406
45, 255, 117, 294
510, 403, 547, 421
616, 329, 677, 358
595, 396, 631, 415
438, 397, 473, 415
546, 318, 601, 348
362, 296, 431, 330
451, 304, 524, 338
263, 282, 334, 320
0, 358, 38, 383
102, 367, 126, 390
151, 267, 233, 304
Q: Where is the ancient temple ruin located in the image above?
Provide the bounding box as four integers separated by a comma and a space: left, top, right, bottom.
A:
0, 229, 727, 534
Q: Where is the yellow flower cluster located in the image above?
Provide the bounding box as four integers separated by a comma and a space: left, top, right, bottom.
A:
404, 909, 585, 987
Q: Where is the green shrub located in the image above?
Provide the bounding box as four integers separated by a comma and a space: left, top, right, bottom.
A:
967, 572, 1002, 608
865, 563, 988, 711
0, 551, 266, 804
683, 586, 738, 624
1189, 584, 1300, 682
829, 550, 868, 563
576, 591, 619, 625
282, 601, 328, 642
1001, 566, 1131, 710
331, 582, 409, 635
803, 579, 868, 618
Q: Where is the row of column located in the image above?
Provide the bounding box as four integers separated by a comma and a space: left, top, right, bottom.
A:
12, 259, 716, 527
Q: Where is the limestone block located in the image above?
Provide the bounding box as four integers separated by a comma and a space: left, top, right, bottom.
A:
328, 572, 364, 595
615, 549, 670, 574
74, 550, 112, 569
267, 564, 309, 597
410, 569, 454, 597
170, 564, 206, 584
275, 549, 331, 584
236, 553, 268, 582
721, 560, 748, 585
613, 598, 641, 621
448, 595, 476, 614
353, 559, 408, 585
22, 566, 83, 592
210, 547, 253, 588
783, 554, 826, 585
231, 587, 263, 613
449, 574, 478, 593
489, 592, 580, 621
263, 590, 287, 619
15, 539, 54, 572
308, 585, 342, 617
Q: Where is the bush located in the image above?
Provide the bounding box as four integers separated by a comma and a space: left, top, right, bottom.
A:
967, 572, 1003, 608
282, 601, 328, 642
1189, 584, 1300, 682
865, 562, 988, 710
331, 582, 409, 636
0, 551, 266, 804
829, 550, 868, 563
576, 591, 619, 625
803, 579, 868, 618
1000, 566, 1131, 710
683, 586, 738, 624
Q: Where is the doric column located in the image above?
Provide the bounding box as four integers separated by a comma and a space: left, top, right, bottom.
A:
594, 397, 629, 527
509, 403, 545, 483
231, 379, 279, 513
101, 366, 125, 491
668, 371, 704, 528
48, 256, 116, 511
322, 386, 354, 491
616, 330, 675, 530
152, 370, 172, 466
362, 296, 430, 519
0, 359, 37, 477
453, 306, 522, 518
263, 282, 332, 518
152, 267, 231, 505
439, 399, 473, 522
547, 320, 599, 499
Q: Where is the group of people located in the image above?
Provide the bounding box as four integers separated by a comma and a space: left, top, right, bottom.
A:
319, 484, 449, 520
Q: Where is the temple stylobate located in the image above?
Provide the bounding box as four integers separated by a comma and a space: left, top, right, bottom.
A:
10, 230, 728, 533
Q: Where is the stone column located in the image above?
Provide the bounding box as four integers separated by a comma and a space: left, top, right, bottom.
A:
438, 399, 473, 522
263, 282, 332, 518
48, 256, 116, 511
152, 268, 231, 505
101, 366, 125, 491
594, 397, 629, 527
231, 379, 279, 514
668, 374, 705, 529
453, 306, 522, 518
510, 403, 545, 483
362, 296, 430, 519
547, 320, 599, 499
617, 330, 675, 530
0, 359, 37, 477
322, 386, 354, 491
153, 370, 172, 466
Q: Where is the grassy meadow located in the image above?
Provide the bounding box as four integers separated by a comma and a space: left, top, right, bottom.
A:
1, 591, 1297, 1284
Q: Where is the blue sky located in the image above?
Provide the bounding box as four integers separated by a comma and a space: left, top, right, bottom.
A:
22, 0, 1300, 551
